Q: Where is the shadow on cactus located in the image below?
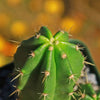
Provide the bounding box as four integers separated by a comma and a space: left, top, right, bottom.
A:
9, 26, 100, 100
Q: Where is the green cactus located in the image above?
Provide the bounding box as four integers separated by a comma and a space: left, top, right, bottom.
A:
10, 26, 100, 100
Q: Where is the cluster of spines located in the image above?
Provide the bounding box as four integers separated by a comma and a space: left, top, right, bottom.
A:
9, 26, 99, 100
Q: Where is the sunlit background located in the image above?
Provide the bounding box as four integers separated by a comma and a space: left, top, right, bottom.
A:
0, 0, 100, 71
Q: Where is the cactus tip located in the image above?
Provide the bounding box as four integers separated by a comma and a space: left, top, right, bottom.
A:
55, 40, 59, 45
60, 30, 65, 34
68, 34, 72, 37
10, 72, 23, 82
61, 53, 67, 59
29, 51, 35, 57
50, 38, 54, 44
69, 74, 76, 83
48, 46, 53, 51
69, 74, 75, 80
84, 61, 95, 66
9, 40, 21, 45
69, 92, 76, 100
9, 88, 20, 97
39, 93, 48, 100
92, 94, 97, 98
79, 94, 86, 100
76, 45, 85, 51
41, 71, 50, 83
36, 34, 40, 39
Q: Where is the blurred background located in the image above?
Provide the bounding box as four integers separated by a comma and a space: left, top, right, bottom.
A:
0, 0, 100, 71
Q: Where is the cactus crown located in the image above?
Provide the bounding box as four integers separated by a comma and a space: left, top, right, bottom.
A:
11, 26, 99, 100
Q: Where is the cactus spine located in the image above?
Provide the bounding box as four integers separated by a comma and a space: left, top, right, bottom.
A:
10, 26, 100, 100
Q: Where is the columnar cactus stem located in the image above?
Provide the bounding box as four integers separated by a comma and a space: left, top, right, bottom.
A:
9, 26, 100, 100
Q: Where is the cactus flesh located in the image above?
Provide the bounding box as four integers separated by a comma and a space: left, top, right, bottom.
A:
11, 26, 100, 100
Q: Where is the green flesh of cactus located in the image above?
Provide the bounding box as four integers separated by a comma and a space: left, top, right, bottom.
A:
13, 26, 99, 100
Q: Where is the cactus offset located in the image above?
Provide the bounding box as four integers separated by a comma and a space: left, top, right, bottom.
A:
10, 26, 100, 100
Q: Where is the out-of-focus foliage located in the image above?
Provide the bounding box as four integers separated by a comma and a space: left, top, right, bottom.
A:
0, 0, 100, 71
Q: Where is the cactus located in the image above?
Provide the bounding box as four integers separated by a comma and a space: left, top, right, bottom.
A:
10, 26, 100, 100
